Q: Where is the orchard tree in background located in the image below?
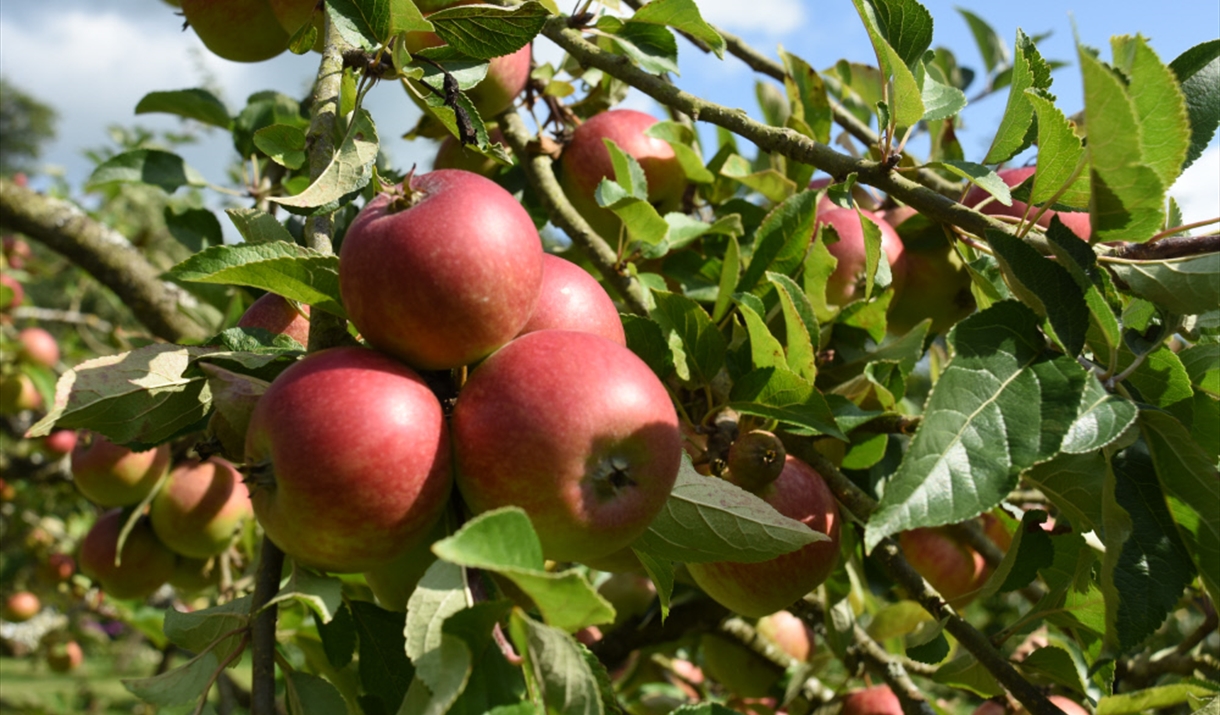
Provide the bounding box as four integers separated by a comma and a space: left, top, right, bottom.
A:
0, 1, 1217, 715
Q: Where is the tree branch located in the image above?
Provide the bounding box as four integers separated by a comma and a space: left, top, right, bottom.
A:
496, 110, 651, 315
589, 596, 728, 671
0, 178, 209, 344
1103, 234, 1219, 261
249, 536, 285, 715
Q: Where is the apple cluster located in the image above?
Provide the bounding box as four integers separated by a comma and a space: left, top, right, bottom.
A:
70, 433, 251, 600
243, 167, 682, 576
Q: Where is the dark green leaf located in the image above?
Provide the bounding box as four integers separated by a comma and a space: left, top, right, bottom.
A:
428, 2, 549, 60
254, 123, 307, 170
630, 0, 725, 59
317, 602, 357, 670
164, 596, 251, 663
621, 314, 675, 379
167, 242, 345, 318
1169, 39, 1220, 169
990, 510, 1054, 594
1179, 344, 1220, 398
859, 0, 934, 69
87, 149, 207, 193
730, 366, 845, 439
123, 650, 222, 707
164, 206, 222, 252
286, 671, 348, 715
851, 0, 925, 127
987, 229, 1089, 356
135, 88, 231, 129
351, 600, 412, 714
1108, 253, 1220, 316
650, 290, 726, 386
1020, 646, 1088, 695
736, 190, 817, 294
1061, 375, 1138, 454
611, 21, 679, 76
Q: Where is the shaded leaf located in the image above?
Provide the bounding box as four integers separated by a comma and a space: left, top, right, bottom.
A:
1169, 39, 1220, 170
736, 190, 818, 294
87, 149, 207, 193
167, 242, 345, 318
135, 88, 231, 129
987, 229, 1089, 356
351, 600, 412, 715
650, 290, 726, 386
509, 612, 602, 715
428, 2, 549, 60
630, 0, 724, 58
1108, 253, 1220, 316
123, 650, 221, 707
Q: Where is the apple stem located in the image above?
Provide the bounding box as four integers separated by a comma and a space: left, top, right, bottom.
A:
242, 460, 277, 493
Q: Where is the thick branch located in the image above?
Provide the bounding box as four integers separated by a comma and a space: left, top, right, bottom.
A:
0, 178, 209, 344
497, 110, 651, 315
781, 437, 1065, 715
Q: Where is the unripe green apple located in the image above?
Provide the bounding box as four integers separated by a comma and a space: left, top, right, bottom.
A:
363, 517, 447, 611
245, 347, 453, 573
79, 509, 178, 600
559, 109, 687, 239
236, 292, 310, 346
887, 242, 975, 335
842, 685, 902, 715
597, 572, 655, 627
17, 327, 59, 368
687, 456, 841, 618
71, 433, 171, 508
46, 640, 83, 673
517, 254, 626, 345
0, 372, 41, 414
150, 458, 252, 559
453, 330, 681, 563
181, 0, 291, 63
701, 632, 783, 697
3, 591, 41, 622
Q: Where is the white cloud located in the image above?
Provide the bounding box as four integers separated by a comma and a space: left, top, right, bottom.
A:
693, 0, 806, 35
1171, 145, 1220, 228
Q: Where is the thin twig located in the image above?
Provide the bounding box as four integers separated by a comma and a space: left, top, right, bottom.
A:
249, 536, 285, 715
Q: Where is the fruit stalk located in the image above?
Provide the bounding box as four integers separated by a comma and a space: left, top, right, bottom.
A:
496, 110, 650, 315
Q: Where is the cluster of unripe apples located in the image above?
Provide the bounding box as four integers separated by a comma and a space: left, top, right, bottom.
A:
70, 433, 251, 599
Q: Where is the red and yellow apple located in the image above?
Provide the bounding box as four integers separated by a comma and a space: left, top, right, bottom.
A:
150, 458, 252, 559
71, 433, 171, 508
842, 685, 902, 715
17, 327, 59, 368
181, 0, 292, 63
3, 591, 41, 622
46, 640, 83, 673
237, 292, 310, 346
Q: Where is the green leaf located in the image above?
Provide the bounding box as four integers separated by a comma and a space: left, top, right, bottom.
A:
1108, 253, 1220, 316
986, 229, 1089, 356
164, 206, 222, 252
1103, 438, 1198, 652
718, 154, 797, 204
1140, 409, 1220, 606
730, 367, 845, 439
401, 635, 473, 715
225, 208, 296, 245
27, 344, 213, 448
650, 291, 726, 387
123, 649, 222, 707
166, 242, 345, 319
135, 88, 231, 130
852, 0, 925, 128
858, 209, 892, 299
327, 0, 393, 45
1110, 35, 1191, 189
925, 161, 1012, 206
86, 149, 207, 193
917, 59, 968, 121
428, 2, 549, 60
433, 509, 614, 633
351, 600, 413, 714
711, 235, 740, 323
864, 301, 1089, 552
1079, 44, 1166, 242
1048, 222, 1121, 353
1169, 39, 1220, 170
1020, 645, 1088, 696
1035, 532, 1107, 637
1180, 344, 1220, 398
406, 560, 471, 661
1119, 345, 1194, 427
979, 510, 1054, 598
273, 109, 378, 212
1061, 375, 1138, 454
287, 671, 349, 715
956, 8, 1007, 75
985, 29, 1052, 164
265, 565, 344, 623
630, 0, 725, 59
736, 190, 818, 294
737, 302, 786, 371
1097, 683, 1220, 715
769, 273, 819, 382
164, 596, 251, 664
1024, 90, 1090, 208
621, 314, 675, 379
254, 123, 308, 170
632, 549, 674, 622
780, 50, 832, 144
646, 122, 715, 184
317, 602, 357, 670
632, 457, 825, 563
857, 0, 934, 69
932, 655, 1004, 698
610, 21, 679, 76
509, 612, 603, 715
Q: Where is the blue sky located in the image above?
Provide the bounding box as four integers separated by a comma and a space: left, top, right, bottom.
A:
1, 0, 1216, 223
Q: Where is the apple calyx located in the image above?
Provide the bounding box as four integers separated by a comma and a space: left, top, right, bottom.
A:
725, 430, 786, 493
243, 460, 277, 493
386, 168, 427, 214
589, 455, 638, 501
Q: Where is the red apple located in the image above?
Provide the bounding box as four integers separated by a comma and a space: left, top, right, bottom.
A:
687, 456, 841, 618
963, 167, 1091, 241
452, 330, 681, 563
181, 0, 291, 63
237, 293, 310, 346
842, 685, 902, 715
814, 208, 905, 307
559, 109, 687, 239
898, 526, 988, 607
972, 695, 1091, 715
0, 273, 23, 310
71, 433, 171, 508
3, 236, 31, 269
517, 254, 626, 345
79, 509, 178, 600
3, 591, 41, 622
339, 170, 544, 370
42, 429, 79, 457
245, 347, 453, 572
150, 458, 252, 559
17, 327, 59, 368
756, 610, 813, 662
46, 640, 83, 673
0, 372, 41, 414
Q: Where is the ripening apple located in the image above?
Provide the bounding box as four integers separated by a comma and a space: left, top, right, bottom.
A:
71, 433, 171, 508
887, 242, 975, 335
898, 526, 989, 607
815, 208, 905, 307
42, 429, 79, 457
0, 372, 41, 414
972, 695, 1090, 715
169, 556, 221, 593
245, 347, 453, 572
3, 236, 32, 270
17, 327, 59, 368
687, 456, 841, 618
339, 170, 544, 370
46, 640, 84, 673
842, 685, 902, 715
3, 591, 41, 622
559, 109, 687, 239
236, 293, 310, 346
0, 273, 23, 310
452, 330, 681, 563
517, 254, 626, 345
963, 166, 1091, 240
757, 610, 813, 662
181, 0, 292, 63
79, 509, 178, 600
150, 458, 252, 559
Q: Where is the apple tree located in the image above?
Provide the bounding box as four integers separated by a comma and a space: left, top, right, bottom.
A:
0, 1, 1217, 714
